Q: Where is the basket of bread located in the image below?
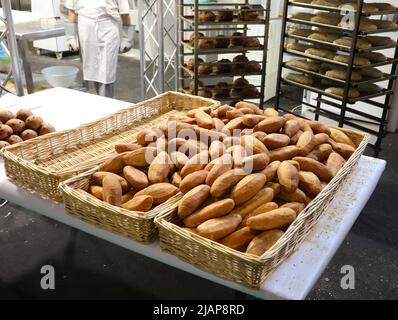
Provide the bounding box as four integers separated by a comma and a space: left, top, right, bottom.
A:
1, 92, 219, 201
149, 101, 369, 288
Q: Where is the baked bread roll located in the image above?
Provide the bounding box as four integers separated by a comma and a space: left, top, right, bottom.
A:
311, 14, 341, 26
333, 55, 371, 66
321, 78, 339, 86
372, 3, 396, 11
242, 37, 260, 48
245, 60, 262, 73
372, 20, 398, 30
232, 77, 250, 91
286, 59, 321, 72
199, 11, 216, 22
325, 87, 360, 98
186, 57, 204, 70
189, 80, 204, 92
288, 28, 314, 37
284, 73, 314, 85
308, 32, 340, 43
333, 37, 372, 49
214, 59, 232, 74
311, 0, 341, 8
232, 54, 249, 72
214, 82, 231, 96
339, 3, 379, 13
197, 63, 213, 76
360, 67, 383, 79
217, 10, 234, 22
231, 32, 243, 46
242, 84, 260, 98
189, 32, 204, 46
359, 52, 387, 63
287, 42, 313, 52
357, 83, 382, 94
214, 35, 230, 48
198, 38, 215, 49
240, 6, 259, 21
305, 47, 336, 60
339, 20, 378, 32
325, 69, 363, 81
364, 36, 395, 46
198, 87, 213, 98
290, 12, 316, 21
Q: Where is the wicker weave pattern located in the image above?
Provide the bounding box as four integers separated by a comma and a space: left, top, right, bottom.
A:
60, 167, 184, 242
1, 92, 219, 201
155, 128, 369, 288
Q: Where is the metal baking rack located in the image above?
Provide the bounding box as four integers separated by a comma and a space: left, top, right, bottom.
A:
178, 0, 271, 106
275, 0, 398, 157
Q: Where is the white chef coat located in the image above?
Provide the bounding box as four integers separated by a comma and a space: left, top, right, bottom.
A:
64, 0, 130, 84
65, 0, 130, 21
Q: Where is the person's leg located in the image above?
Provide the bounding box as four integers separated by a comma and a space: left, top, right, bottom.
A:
95, 82, 115, 98
94, 81, 100, 95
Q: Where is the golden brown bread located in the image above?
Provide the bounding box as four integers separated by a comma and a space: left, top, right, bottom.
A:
246, 229, 284, 256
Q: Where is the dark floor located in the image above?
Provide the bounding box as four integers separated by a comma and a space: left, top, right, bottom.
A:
0, 47, 397, 300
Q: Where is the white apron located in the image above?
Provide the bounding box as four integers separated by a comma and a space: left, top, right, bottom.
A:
78, 14, 120, 84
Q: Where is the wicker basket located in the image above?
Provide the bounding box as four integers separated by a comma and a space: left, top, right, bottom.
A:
155, 127, 369, 288
1, 92, 219, 202
59, 167, 184, 242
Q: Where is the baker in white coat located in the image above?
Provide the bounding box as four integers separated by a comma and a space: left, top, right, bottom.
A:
65, 0, 131, 98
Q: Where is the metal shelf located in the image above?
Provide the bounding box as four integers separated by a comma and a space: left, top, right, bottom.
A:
180, 65, 263, 79
181, 15, 267, 26
181, 40, 265, 55
179, 0, 271, 107
181, 88, 262, 102
288, 1, 398, 17
282, 63, 396, 87
286, 33, 398, 53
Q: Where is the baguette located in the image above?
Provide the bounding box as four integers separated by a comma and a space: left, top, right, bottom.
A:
247, 208, 296, 230
184, 199, 235, 227
231, 173, 267, 205
246, 229, 284, 256
197, 214, 242, 241
179, 170, 209, 193
293, 156, 334, 181
220, 227, 259, 250
121, 195, 153, 212
123, 166, 149, 191
231, 187, 274, 218
262, 133, 290, 149
178, 184, 211, 219
277, 160, 299, 193
102, 175, 122, 206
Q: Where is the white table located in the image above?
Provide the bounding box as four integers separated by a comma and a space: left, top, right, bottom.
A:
0, 89, 386, 300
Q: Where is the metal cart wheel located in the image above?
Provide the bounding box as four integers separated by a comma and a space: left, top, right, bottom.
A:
35, 48, 42, 56
56, 52, 63, 60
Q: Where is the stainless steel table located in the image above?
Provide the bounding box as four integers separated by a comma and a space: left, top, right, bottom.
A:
0, 17, 65, 94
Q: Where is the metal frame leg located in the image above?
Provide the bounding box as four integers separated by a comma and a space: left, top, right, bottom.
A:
18, 39, 34, 94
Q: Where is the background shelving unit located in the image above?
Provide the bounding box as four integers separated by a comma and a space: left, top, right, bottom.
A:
178, 0, 271, 106
274, 0, 398, 157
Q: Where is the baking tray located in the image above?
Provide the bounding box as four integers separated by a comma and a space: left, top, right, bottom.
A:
284, 48, 398, 69
281, 78, 393, 103
181, 88, 262, 101
288, 1, 398, 16
286, 33, 398, 53
287, 18, 398, 36
282, 62, 396, 87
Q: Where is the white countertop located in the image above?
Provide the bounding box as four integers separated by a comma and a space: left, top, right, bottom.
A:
0, 88, 386, 299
